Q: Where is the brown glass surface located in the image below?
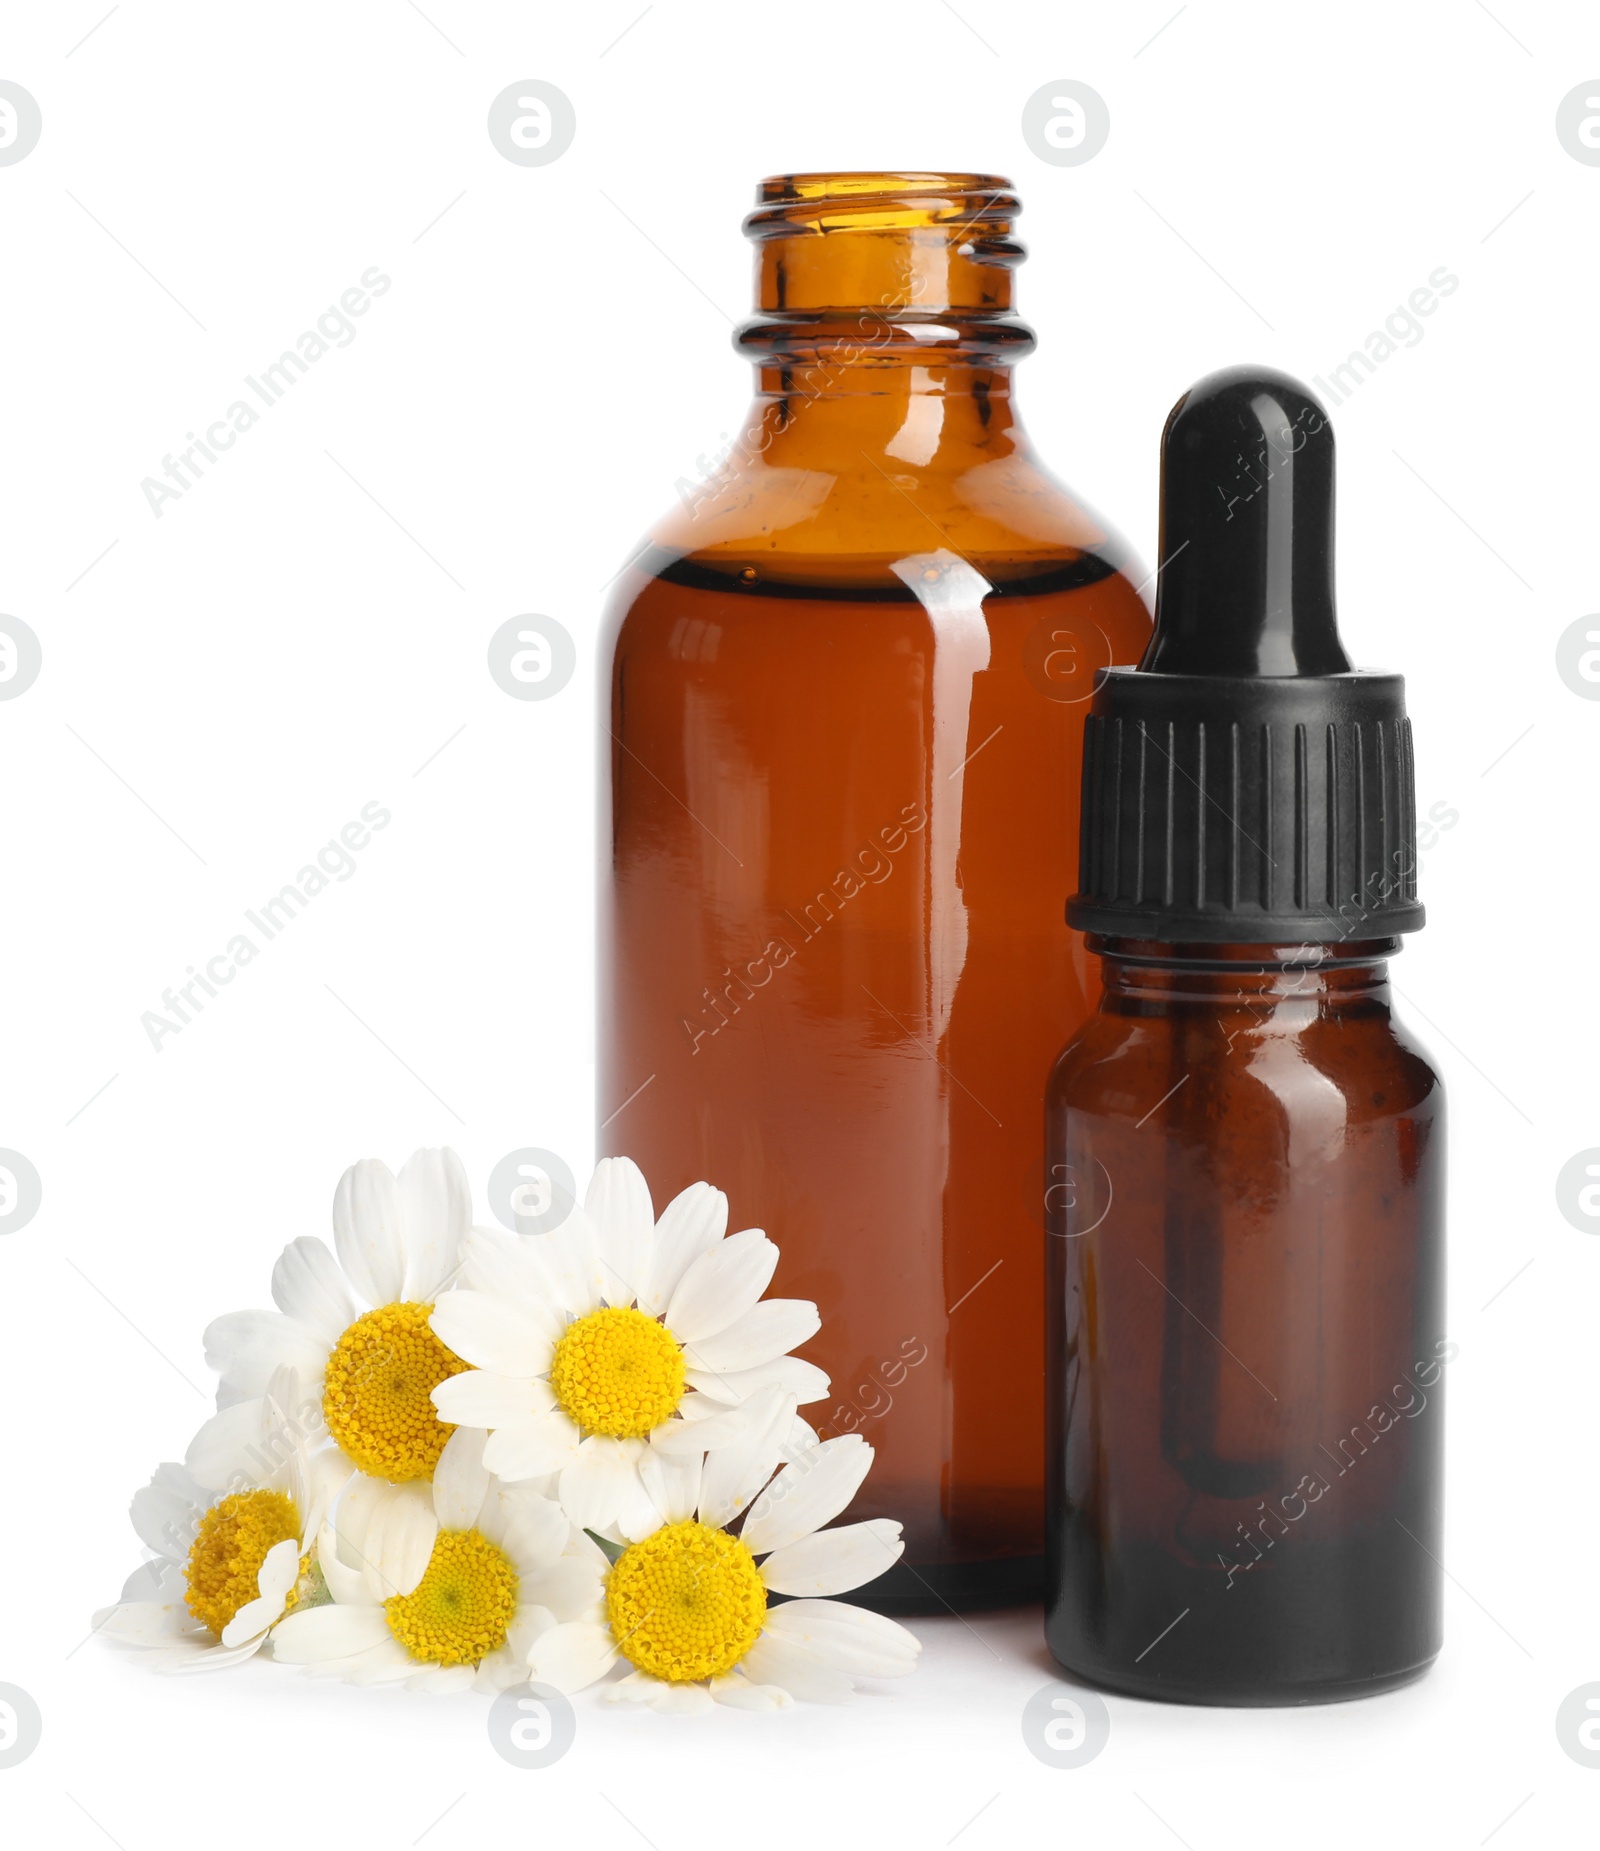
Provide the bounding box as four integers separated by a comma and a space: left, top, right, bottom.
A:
598, 174, 1152, 1606
1045, 942, 1446, 1702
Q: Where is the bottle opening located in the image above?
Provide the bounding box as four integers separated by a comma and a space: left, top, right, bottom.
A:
744, 170, 1023, 318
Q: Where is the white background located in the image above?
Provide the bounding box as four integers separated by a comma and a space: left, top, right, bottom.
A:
1, 0, 1595, 1843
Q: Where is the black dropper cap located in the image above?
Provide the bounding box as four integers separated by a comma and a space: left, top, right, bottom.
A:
1068, 366, 1425, 945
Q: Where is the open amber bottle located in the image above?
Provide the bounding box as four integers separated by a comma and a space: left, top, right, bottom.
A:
599, 173, 1151, 1607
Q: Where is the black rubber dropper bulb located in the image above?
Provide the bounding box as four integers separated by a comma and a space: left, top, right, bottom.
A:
1142, 364, 1352, 679
1068, 366, 1423, 944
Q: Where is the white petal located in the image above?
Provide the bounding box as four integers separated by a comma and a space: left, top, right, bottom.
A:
270, 1603, 391, 1663
787, 1414, 819, 1456
429, 1292, 551, 1379
758, 1520, 903, 1596
431, 1425, 489, 1531
740, 1435, 874, 1557
472, 1614, 540, 1688
599, 1668, 662, 1705
644, 1680, 714, 1715
763, 1599, 921, 1678
408, 1663, 478, 1694
558, 1439, 637, 1533
332, 1156, 407, 1307
129, 1464, 201, 1560
682, 1299, 819, 1374
586, 1156, 655, 1307
475, 1605, 556, 1690
482, 1483, 571, 1570
270, 1237, 357, 1348
507, 1603, 558, 1663
739, 1629, 853, 1704
472, 1652, 520, 1693
258, 1535, 303, 1601
710, 1670, 793, 1711
316, 1522, 377, 1605
483, 1411, 584, 1482
183, 1399, 267, 1492
334, 1472, 387, 1569
697, 1385, 797, 1529
398, 1147, 472, 1301
325, 1637, 418, 1685
686, 1355, 831, 1407
649, 1398, 759, 1455
457, 1227, 566, 1338
116, 1556, 185, 1606
517, 1555, 607, 1624
639, 1446, 702, 1527
158, 1636, 268, 1675
641, 1182, 727, 1317
613, 1464, 666, 1545
363, 1483, 438, 1600
431, 1369, 555, 1430
665, 1227, 779, 1344
95, 1596, 206, 1645
511, 1212, 608, 1321
527, 1620, 618, 1693
219, 1587, 284, 1648
676, 1388, 731, 1422
301, 1447, 354, 1542
203, 1309, 325, 1401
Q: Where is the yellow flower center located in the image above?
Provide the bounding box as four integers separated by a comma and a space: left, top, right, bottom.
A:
384, 1529, 519, 1667
549, 1305, 686, 1439
605, 1519, 767, 1683
322, 1301, 469, 1482
184, 1488, 301, 1638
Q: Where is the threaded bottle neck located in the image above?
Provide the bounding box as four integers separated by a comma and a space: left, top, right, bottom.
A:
737, 171, 1034, 371
1092, 937, 1398, 1008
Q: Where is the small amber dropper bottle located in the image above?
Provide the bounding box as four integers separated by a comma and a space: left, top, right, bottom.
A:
1045, 367, 1446, 1704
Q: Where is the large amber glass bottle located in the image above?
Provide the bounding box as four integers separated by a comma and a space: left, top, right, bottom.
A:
599, 173, 1151, 1608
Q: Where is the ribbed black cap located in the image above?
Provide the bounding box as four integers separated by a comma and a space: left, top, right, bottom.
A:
1068, 366, 1425, 945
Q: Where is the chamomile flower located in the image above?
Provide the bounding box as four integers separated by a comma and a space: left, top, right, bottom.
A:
429, 1157, 828, 1542
94, 1369, 346, 1672
269, 1428, 595, 1692
204, 1148, 482, 1483
527, 1423, 920, 1712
